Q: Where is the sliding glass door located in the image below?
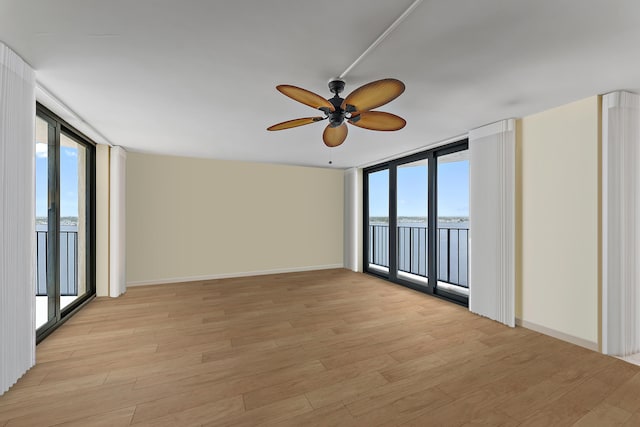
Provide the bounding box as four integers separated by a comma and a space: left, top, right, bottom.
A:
364, 140, 469, 305
35, 104, 95, 342
396, 159, 429, 282
35, 114, 54, 330
59, 132, 90, 310
437, 149, 470, 298
367, 168, 390, 275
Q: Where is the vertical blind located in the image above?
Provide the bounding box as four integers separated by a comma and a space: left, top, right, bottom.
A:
344, 168, 360, 272
468, 119, 516, 327
602, 91, 640, 356
0, 42, 36, 395
109, 146, 127, 297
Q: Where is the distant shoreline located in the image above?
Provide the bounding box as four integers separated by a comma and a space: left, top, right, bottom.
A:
370, 216, 468, 224
36, 216, 77, 226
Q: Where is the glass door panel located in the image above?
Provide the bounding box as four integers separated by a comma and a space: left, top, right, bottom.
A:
367, 169, 389, 273
436, 150, 470, 297
59, 132, 88, 310
396, 159, 428, 284
35, 115, 53, 330
36, 104, 96, 342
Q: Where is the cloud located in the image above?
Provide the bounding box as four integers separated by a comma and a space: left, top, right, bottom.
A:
63, 148, 78, 157
35, 143, 47, 158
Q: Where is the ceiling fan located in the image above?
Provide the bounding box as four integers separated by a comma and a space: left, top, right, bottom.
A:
267, 78, 406, 147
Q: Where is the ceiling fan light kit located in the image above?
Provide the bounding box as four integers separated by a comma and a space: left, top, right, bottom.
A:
268, 78, 406, 148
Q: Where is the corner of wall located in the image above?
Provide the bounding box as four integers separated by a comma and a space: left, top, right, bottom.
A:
515, 119, 523, 320
357, 168, 364, 272
597, 94, 603, 353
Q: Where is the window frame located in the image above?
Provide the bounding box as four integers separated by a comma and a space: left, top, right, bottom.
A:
363, 139, 469, 306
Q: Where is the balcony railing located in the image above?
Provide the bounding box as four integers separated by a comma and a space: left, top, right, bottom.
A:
368, 225, 469, 288
35, 230, 78, 296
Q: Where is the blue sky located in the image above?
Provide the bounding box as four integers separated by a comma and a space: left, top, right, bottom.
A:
35, 144, 80, 218
369, 160, 469, 217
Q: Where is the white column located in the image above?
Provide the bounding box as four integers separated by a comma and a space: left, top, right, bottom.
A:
468, 119, 516, 327
0, 42, 36, 395
95, 145, 111, 297
602, 91, 640, 356
344, 168, 362, 272
109, 146, 127, 297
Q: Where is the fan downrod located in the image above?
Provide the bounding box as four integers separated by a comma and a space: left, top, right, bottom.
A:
326, 79, 347, 127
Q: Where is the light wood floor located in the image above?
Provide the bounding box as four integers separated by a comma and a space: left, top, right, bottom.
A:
1, 269, 639, 426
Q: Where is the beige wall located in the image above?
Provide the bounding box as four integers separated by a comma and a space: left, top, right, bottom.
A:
126, 153, 344, 284
518, 96, 600, 345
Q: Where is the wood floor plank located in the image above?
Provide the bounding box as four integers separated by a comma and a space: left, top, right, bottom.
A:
130, 387, 243, 425
133, 395, 244, 427
104, 353, 203, 386
1, 382, 137, 426
305, 371, 389, 409
604, 372, 640, 413
573, 402, 633, 427
243, 354, 397, 411
622, 412, 640, 426
0, 268, 638, 426
209, 395, 313, 427
0, 373, 109, 408
517, 400, 591, 426
349, 385, 454, 427
275, 402, 356, 427
400, 387, 517, 427
132, 359, 326, 423
54, 406, 136, 427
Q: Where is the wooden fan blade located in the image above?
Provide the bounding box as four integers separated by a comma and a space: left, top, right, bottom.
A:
348, 111, 406, 131
277, 85, 335, 111
323, 123, 348, 147
341, 78, 405, 112
267, 117, 325, 131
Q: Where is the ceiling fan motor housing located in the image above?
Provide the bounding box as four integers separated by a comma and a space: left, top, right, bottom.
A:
326, 79, 346, 127
328, 96, 346, 127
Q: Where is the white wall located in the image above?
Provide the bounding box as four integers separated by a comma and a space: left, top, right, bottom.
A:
126, 153, 344, 284
518, 96, 600, 347
95, 144, 110, 296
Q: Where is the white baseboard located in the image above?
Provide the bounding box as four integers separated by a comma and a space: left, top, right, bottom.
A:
516, 318, 599, 352
127, 264, 345, 287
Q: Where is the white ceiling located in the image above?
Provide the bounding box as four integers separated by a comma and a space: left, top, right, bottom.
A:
2, 0, 640, 169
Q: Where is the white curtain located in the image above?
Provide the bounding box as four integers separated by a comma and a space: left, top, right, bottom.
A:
344, 168, 360, 272
602, 91, 640, 356
468, 119, 516, 327
0, 42, 36, 395
109, 146, 127, 297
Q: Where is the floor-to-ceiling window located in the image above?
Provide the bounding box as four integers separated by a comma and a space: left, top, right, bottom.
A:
364, 139, 469, 305
35, 104, 96, 342
367, 168, 390, 275
397, 158, 429, 281
436, 149, 469, 299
